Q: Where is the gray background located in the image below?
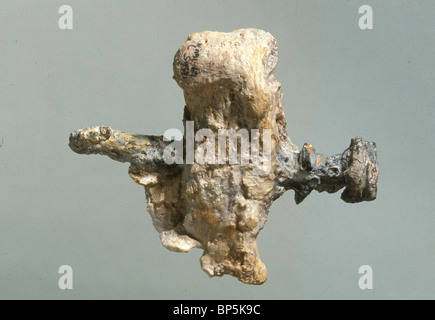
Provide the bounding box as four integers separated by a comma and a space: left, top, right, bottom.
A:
0, 0, 433, 299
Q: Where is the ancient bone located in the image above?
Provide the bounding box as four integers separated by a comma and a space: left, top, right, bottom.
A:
69, 29, 378, 285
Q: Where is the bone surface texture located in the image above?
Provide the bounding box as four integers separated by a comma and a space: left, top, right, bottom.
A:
69, 29, 378, 285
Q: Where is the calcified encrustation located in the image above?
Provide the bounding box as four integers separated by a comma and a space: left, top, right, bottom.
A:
69, 29, 378, 285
